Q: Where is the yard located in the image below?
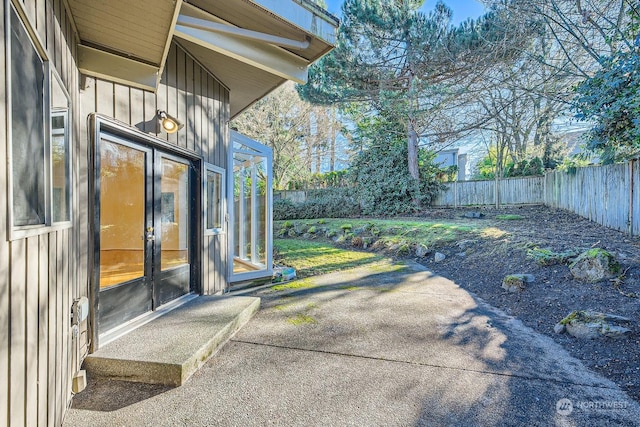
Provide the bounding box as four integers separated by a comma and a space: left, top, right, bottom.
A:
274, 205, 640, 402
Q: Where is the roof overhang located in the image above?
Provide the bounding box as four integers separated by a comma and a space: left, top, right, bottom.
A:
66, 0, 338, 117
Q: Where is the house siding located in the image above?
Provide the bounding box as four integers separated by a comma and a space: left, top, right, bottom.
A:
2, 1, 231, 425
2, 1, 79, 426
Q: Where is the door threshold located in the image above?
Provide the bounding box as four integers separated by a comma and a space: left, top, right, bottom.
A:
99, 293, 198, 348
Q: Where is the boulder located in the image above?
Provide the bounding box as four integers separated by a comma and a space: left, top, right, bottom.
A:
464, 212, 484, 219
415, 244, 431, 258
569, 249, 620, 283
559, 310, 631, 340
501, 274, 535, 293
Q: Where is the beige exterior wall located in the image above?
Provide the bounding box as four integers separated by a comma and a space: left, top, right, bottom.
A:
2, 2, 231, 425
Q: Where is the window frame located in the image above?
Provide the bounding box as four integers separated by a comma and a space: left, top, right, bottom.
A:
203, 163, 226, 236
7, 1, 73, 240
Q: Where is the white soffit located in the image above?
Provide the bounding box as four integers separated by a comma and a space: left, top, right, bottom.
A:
78, 45, 159, 91
68, 0, 181, 90
175, 5, 309, 84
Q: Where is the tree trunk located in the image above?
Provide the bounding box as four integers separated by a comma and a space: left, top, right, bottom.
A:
407, 121, 419, 181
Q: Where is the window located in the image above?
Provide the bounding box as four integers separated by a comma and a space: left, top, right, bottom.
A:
10, 6, 46, 226
229, 131, 273, 281
205, 164, 225, 234
51, 72, 71, 224
9, 4, 72, 236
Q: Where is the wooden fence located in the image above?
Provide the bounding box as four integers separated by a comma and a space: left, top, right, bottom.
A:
434, 160, 639, 236
434, 176, 545, 207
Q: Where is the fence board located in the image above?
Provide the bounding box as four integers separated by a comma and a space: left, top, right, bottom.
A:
433, 176, 544, 207
431, 161, 639, 236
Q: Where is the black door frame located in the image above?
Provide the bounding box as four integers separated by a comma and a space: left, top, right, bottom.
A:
89, 114, 202, 351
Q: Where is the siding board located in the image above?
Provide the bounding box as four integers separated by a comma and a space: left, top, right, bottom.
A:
156, 56, 168, 139
9, 240, 26, 427
193, 65, 202, 156
96, 79, 114, 116
186, 56, 195, 152
47, 232, 57, 427
0, 0, 9, 423
55, 231, 63, 426
130, 87, 144, 130
166, 45, 178, 145
114, 84, 130, 124
36, 0, 46, 44
25, 236, 39, 427
143, 89, 157, 134
37, 234, 49, 426
176, 46, 187, 148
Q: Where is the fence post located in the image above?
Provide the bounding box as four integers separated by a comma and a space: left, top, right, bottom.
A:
454, 180, 458, 208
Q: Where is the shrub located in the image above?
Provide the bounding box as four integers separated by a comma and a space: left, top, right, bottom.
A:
350, 140, 443, 215
273, 188, 360, 220
274, 199, 299, 220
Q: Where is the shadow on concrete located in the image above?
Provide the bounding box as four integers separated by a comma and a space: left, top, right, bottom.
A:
71, 378, 174, 412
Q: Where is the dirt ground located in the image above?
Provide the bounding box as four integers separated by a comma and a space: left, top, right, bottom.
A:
410, 205, 640, 402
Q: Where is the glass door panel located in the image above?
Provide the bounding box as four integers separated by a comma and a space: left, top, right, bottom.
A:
99, 140, 147, 288
160, 158, 190, 271
97, 136, 153, 334
155, 154, 192, 306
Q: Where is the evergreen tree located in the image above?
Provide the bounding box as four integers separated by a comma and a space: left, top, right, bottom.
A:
299, 0, 529, 201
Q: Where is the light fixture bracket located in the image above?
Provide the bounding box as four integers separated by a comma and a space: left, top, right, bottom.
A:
157, 109, 184, 134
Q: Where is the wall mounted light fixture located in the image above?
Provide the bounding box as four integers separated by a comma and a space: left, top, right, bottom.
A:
157, 110, 184, 134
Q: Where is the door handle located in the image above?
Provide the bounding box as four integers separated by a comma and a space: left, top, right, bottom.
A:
146, 227, 155, 242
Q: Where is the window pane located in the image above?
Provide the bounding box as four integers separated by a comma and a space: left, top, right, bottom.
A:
161, 159, 189, 271
11, 8, 46, 226
206, 170, 222, 231
52, 111, 70, 222
99, 140, 146, 288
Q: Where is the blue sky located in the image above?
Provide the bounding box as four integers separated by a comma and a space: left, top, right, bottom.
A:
323, 0, 486, 25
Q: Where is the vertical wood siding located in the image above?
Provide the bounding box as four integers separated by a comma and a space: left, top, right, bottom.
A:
7, 5, 230, 425
3, 1, 79, 426
79, 43, 230, 296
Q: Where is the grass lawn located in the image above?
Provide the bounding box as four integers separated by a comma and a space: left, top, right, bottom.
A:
277, 217, 506, 248
273, 217, 509, 280
274, 238, 383, 278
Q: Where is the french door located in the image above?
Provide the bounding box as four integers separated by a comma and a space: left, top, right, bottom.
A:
96, 133, 193, 333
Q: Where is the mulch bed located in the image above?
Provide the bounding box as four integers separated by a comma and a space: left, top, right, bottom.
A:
413, 205, 640, 402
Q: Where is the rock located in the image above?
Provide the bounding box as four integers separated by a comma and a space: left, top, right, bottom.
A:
569, 248, 620, 283
456, 252, 466, 257
464, 212, 484, 219
560, 310, 632, 340
456, 239, 477, 249
501, 274, 534, 292
601, 325, 632, 339
565, 321, 602, 339
554, 323, 566, 334
415, 244, 431, 258
434, 252, 446, 262
353, 226, 368, 236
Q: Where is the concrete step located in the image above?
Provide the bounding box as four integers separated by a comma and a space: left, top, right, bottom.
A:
84, 295, 260, 386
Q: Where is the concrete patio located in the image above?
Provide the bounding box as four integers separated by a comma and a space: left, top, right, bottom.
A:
65, 261, 640, 426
